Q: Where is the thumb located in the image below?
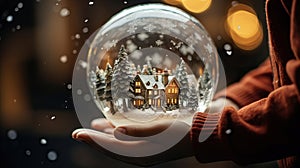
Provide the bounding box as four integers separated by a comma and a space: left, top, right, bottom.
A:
114, 122, 172, 141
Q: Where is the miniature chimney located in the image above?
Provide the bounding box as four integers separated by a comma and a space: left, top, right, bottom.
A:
136, 65, 141, 75
153, 68, 158, 82
154, 72, 159, 82
162, 68, 169, 86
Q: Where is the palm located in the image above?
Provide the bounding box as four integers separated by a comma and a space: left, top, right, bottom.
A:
72, 118, 193, 166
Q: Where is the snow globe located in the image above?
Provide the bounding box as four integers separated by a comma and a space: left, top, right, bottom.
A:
87, 4, 219, 127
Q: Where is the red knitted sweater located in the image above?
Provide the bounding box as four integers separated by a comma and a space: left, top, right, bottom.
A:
190, 0, 300, 167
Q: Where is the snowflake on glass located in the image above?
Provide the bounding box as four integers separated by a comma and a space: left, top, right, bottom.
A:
179, 23, 188, 30
126, 41, 138, 53
186, 35, 198, 46
103, 40, 118, 51
137, 33, 149, 41
155, 39, 164, 46
169, 27, 180, 34
161, 19, 176, 29
194, 33, 203, 41
204, 43, 213, 54
128, 18, 147, 27
127, 26, 137, 34
179, 45, 194, 55
143, 24, 156, 32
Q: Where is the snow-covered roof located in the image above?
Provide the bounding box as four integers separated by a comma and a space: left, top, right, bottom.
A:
137, 75, 178, 90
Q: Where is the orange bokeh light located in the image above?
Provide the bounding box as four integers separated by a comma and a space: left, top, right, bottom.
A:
182, 0, 212, 13
226, 3, 263, 50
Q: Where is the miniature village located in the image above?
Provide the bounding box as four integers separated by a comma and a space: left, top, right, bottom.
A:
91, 46, 212, 116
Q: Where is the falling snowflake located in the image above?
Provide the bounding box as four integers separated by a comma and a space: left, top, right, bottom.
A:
179, 45, 194, 55
6, 15, 13, 22
78, 60, 87, 69
130, 50, 143, 60
179, 23, 188, 29
204, 44, 213, 54
128, 19, 146, 27
162, 20, 176, 29
175, 42, 183, 49
170, 40, 176, 46
126, 42, 137, 53
155, 39, 163, 46
151, 53, 163, 65
143, 24, 156, 32
186, 35, 198, 46
60, 8, 70, 17
137, 33, 149, 41
194, 33, 203, 41
163, 57, 172, 67
127, 26, 137, 34
103, 40, 118, 50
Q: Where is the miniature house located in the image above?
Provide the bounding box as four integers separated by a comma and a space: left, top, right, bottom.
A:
131, 69, 180, 109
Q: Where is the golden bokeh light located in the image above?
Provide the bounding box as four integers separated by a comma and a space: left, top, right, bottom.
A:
227, 11, 259, 39
163, 0, 182, 5
182, 0, 212, 13
226, 3, 263, 50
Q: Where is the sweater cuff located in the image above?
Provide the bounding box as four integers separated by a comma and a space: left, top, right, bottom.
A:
214, 84, 264, 108
190, 112, 232, 163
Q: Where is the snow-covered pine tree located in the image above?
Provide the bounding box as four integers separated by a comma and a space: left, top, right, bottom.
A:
175, 59, 190, 108
188, 84, 198, 111
95, 67, 106, 101
104, 62, 115, 114
198, 67, 212, 104
111, 45, 133, 112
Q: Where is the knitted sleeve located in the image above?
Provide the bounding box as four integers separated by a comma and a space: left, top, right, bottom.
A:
190, 60, 300, 165
214, 59, 274, 108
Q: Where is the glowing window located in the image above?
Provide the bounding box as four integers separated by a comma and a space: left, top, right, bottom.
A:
135, 82, 141, 87
135, 89, 141, 93
149, 90, 152, 95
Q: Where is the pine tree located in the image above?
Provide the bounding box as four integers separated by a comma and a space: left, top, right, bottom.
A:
198, 68, 212, 105
175, 59, 190, 108
104, 63, 115, 114
188, 84, 198, 111
111, 46, 133, 112
198, 68, 212, 111
95, 67, 106, 101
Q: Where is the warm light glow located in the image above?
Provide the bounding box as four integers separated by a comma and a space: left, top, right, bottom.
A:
226, 3, 263, 50
164, 0, 182, 5
227, 11, 259, 39
182, 0, 212, 13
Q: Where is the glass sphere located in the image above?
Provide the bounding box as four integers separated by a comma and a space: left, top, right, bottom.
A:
87, 4, 219, 126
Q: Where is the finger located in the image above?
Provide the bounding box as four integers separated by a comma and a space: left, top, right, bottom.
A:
73, 128, 162, 157
114, 121, 173, 140
72, 129, 165, 166
91, 118, 115, 131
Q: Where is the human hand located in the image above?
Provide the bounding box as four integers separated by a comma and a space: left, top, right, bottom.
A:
206, 98, 239, 113
72, 118, 193, 166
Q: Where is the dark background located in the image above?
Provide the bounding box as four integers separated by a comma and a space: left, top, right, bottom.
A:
0, 0, 276, 167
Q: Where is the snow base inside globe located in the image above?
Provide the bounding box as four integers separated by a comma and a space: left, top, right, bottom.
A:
86, 4, 218, 127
